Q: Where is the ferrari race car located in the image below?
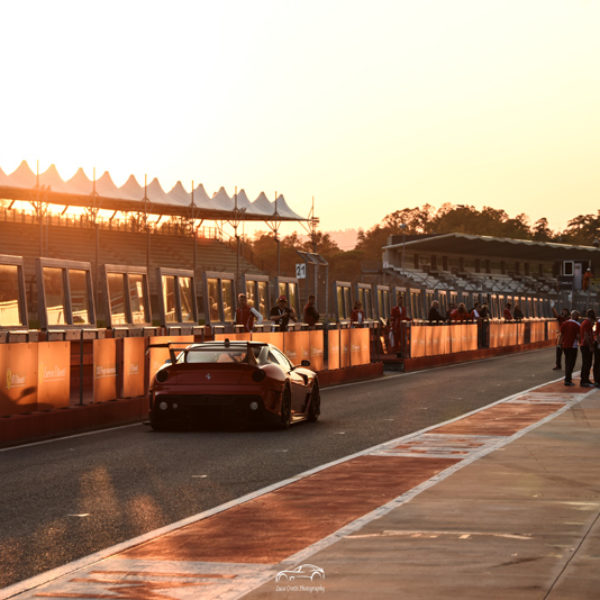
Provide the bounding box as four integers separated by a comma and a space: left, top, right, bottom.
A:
148, 340, 320, 430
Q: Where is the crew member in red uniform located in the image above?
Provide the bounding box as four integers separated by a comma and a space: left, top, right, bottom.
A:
594, 315, 600, 388
561, 310, 581, 386
449, 302, 469, 321
552, 306, 570, 370
390, 297, 410, 353
579, 309, 595, 387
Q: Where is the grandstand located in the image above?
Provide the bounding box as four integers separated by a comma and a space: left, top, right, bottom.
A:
378, 232, 600, 319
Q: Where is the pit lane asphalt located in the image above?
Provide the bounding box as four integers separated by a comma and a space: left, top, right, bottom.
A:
0, 347, 558, 589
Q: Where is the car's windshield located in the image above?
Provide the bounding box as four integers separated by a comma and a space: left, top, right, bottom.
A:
179, 346, 257, 365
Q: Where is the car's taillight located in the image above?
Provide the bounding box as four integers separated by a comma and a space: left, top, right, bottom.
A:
156, 369, 169, 383
252, 369, 266, 382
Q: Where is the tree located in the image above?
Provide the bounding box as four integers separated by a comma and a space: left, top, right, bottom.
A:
532, 217, 553, 241
561, 211, 600, 245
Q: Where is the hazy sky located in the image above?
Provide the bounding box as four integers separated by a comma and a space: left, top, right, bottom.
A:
2, 1, 599, 237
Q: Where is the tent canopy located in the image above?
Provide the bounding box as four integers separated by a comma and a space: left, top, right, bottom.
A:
0, 161, 307, 222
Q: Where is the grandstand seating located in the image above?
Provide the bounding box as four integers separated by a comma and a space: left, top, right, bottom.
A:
384, 263, 559, 298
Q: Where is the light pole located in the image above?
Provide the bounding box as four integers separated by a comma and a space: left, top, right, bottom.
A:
400, 222, 407, 271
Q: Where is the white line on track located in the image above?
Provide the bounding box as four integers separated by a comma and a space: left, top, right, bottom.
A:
0, 422, 142, 453
1, 374, 583, 600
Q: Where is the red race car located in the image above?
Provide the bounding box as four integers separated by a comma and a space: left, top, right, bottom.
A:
148, 340, 320, 430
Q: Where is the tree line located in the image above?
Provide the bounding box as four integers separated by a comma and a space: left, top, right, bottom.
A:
241, 204, 600, 284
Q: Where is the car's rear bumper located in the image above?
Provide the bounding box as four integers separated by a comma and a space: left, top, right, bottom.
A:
150, 393, 272, 425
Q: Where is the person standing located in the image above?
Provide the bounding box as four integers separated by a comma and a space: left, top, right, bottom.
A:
552, 306, 570, 370
579, 309, 595, 387
593, 315, 600, 388
390, 297, 410, 352
350, 301, 365, 326
235, 293, 263, 332
428, 300, 444, 322
450, 302, 469, 321
303, 295, 320, 327
269, 295, 296, 332
561, 310, 581, 387
503, 303, 513, 320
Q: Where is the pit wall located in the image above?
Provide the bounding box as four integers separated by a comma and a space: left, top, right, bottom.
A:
403, 318, 558, 358
0, 328, 372, 418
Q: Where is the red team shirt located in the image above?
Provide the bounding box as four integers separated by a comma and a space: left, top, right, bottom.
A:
561, 319, 580, 349
579, 318, 593, 347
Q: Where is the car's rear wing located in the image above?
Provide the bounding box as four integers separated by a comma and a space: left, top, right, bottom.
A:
146, 339, 269, 365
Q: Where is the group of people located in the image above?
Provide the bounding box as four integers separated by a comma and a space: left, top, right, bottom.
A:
426, 300, 524, 322
553, 306, 600, 388
234, 293, 321, 332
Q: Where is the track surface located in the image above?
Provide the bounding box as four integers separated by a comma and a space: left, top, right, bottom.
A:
0, 347, 557, 588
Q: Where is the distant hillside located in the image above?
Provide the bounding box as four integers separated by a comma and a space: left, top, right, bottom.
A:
325, 228, 358, 251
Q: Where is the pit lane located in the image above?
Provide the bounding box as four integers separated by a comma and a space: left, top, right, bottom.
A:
0, 347, 557, 588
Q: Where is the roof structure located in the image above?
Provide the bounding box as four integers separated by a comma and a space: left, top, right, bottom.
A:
0, 161, 307, 222
383, 232, 600, 262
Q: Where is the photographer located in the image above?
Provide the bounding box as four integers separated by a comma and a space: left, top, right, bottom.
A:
270, 295, 297, 332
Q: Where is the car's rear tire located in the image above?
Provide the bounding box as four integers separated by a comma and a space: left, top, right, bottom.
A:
150, 413, 168, 431
279, 386, 292, 429
307, 380, 320, 422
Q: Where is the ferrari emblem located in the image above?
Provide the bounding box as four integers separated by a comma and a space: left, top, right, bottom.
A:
205, 373, 211, 380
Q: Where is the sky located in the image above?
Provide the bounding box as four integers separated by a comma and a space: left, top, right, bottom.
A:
1, 0, 599, 241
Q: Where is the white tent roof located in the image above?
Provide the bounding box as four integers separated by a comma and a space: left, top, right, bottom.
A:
0, 160, 308, 221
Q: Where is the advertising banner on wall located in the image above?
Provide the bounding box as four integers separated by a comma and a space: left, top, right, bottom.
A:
410, 326, 426, 357
340, 328, 351, 368
327, 329, 340, 370
121, 337, 146, 398
0, 342, 38, 415
37, 341, 70, 409
215, 333, 252, 341
283, 331, 310, 366
309, 330, 325, 372
93, 338, 117, 403
251, 331, 284, 350
350, 328, 370, 365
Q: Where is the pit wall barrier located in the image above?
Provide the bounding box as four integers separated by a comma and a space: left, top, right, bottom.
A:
0, 320, 557, 420
0, 328, 370, 419
405, 318, 555, 358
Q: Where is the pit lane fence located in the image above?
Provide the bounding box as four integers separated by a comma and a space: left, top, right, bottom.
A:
0, 319, 559, 417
